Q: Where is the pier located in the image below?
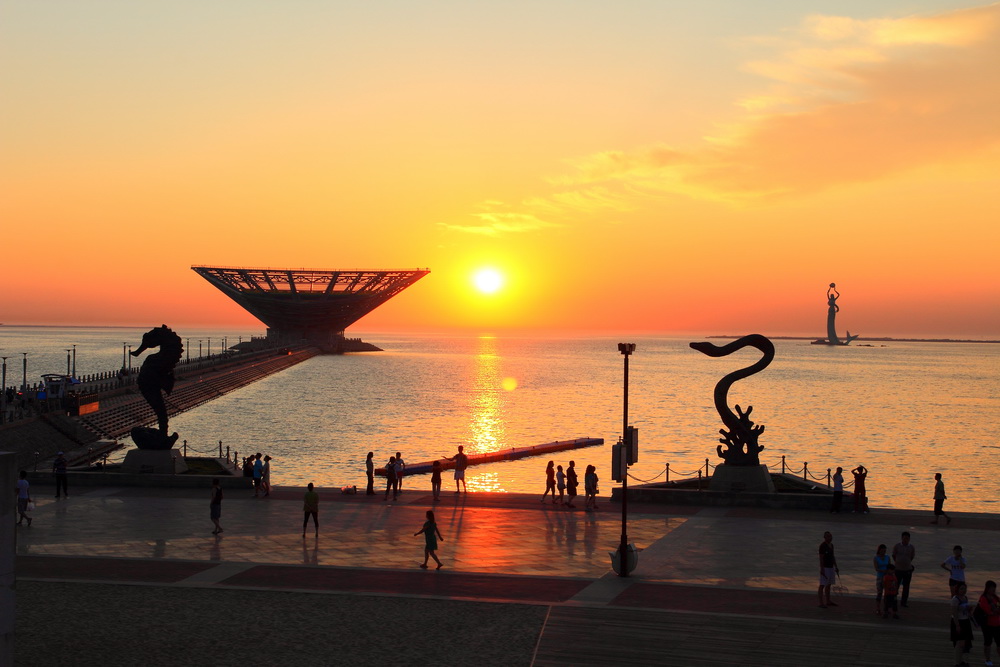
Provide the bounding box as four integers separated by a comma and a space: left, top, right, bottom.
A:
375, 437, 604, 476
0, 344, 320, 470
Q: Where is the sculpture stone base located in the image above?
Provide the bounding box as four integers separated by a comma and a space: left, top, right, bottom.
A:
122, 448, 188, 475
131, 427, 180, 451
709, 464, 775, 493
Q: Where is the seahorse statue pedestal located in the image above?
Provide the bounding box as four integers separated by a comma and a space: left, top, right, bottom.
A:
710, 464, 775, 493
121, 448, 189, 474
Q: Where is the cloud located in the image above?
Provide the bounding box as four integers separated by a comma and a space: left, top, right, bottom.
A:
453, 2, 1000, 228
437, 204, 559, 236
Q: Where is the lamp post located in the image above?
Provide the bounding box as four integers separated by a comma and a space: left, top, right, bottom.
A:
617, 342, 636, 578
1, 356, 7, 424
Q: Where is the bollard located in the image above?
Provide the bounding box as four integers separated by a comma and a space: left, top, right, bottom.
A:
803, 462, 808, 481
781, 455, 786, 474
705, 458, 710, 477
218, 440, 223, 458
226, 445, 230, 462
665, 463, 670, 483
826, 468, 831, 486
183, 440, 187, 457
697, 469, 702, 491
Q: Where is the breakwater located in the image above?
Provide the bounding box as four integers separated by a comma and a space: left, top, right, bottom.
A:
0, 345, 319, 470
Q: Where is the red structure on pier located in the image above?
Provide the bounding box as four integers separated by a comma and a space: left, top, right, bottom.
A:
192, 266, 429, 349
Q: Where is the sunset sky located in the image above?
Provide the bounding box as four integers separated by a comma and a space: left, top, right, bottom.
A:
2, 1, 997, 337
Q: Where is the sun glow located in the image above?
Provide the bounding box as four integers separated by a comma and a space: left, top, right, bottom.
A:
473, 268, 504, 294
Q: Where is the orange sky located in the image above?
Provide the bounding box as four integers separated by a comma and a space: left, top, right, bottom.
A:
1, 1, 997, 338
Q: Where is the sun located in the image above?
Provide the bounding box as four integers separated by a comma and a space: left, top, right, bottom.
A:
472, 268, 504, 294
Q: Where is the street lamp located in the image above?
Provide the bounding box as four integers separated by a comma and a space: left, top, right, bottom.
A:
1, 356, 8, 424
616, 342, 636, 578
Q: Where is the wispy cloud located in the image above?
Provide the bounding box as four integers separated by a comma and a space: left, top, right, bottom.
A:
448, 3, 1000, 232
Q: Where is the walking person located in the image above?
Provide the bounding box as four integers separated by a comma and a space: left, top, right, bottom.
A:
818, 531, 839, 608
892, 531, 916, 607
262, 455, 272, 497
15, 470, 32, 526
414, 509, 444, 569
977, 580, 1000, 667
556, 465, 566, 505
303, 482, 319, 537
210, 478, 224, 534
873, 544, 890, 615
365, 451, 375, 495
448, 445, 468, 494
942, 544, 966, 596
830, 466, 843, 513
932, 472, 951, 525
394, 451, 406, 493
951, 582, 974, 667
431, 460, 442, 501
53, 451, 69, 498
383, 456, 399, 501
584, 465, 598, 511
565, 460, 579, 508
851, 464, 868, 513
541, 460, 556, 504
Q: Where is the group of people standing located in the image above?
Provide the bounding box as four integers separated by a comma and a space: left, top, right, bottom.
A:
365, 446, 472, 502
241, 452, 272, 498
818, 530, 1000, 667
829, 464, 869, 513
540, 460, 599, 511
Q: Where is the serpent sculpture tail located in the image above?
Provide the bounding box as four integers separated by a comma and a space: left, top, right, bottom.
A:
689, 334, 774, 466
130, 324, 184, 449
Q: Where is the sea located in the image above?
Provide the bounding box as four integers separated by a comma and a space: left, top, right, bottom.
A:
1, 326, 998, 512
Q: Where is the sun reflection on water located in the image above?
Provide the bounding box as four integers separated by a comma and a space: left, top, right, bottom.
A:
469, 337, 506, 456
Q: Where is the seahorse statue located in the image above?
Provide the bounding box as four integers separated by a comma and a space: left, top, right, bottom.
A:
689, 334, 774, 466
130, 324, 183, 449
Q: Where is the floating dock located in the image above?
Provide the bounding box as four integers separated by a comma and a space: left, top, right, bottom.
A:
375, 437, 604, 476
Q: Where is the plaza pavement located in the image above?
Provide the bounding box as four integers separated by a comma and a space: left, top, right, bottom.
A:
13, 481, 1000, 666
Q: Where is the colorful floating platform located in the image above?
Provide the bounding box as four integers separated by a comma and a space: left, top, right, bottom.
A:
375, 437, 604, 476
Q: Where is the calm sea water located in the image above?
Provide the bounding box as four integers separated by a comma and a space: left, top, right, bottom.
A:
2, 326, 998, 511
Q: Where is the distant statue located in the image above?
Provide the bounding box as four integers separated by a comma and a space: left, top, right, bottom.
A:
690, 334, 774, 466
130, 325, 184, 450
822, 283, 859, 345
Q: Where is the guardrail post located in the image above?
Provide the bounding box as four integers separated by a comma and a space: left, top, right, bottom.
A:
803, 462, 808, 480
705, 458, 710, 477
219, 440, 223, 458
183, 440, 187, 457
665, 463, 669, 483
781, 455, 786, 474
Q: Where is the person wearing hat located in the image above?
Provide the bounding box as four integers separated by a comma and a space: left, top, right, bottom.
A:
53, 451, 68, 498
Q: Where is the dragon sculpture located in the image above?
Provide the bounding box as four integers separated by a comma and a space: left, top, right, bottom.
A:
689, 334, 774, 466
129, 324, 184, 450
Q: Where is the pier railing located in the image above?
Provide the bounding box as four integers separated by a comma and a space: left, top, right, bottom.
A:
628, 455, 854, 490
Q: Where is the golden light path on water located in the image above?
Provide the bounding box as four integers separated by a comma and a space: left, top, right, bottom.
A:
467, 337, 507, 493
